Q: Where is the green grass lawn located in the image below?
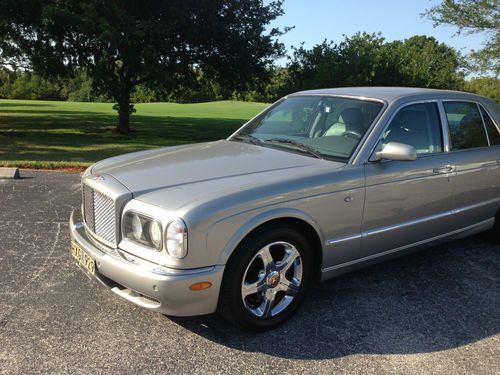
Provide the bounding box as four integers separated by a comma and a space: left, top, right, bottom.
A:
0, 99, 268, 169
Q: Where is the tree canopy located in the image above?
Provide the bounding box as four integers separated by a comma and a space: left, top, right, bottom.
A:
1, 0, 286, 133
423, 0, 500, 76
282, 33, 464, 94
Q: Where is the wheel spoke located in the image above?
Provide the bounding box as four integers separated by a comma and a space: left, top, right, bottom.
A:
241, 279, 265, 298
261, 293, 275, 318
258, 246, 274, 271
280, 279, 299, 297
276, 246, 299, 273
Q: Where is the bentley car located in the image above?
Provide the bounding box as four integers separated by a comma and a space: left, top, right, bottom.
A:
70, 87, 500, 330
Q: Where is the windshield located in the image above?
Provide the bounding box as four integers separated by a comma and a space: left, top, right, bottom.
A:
231, 96, 384, 160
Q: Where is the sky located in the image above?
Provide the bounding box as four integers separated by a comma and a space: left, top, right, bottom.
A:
269, 0, 487, 58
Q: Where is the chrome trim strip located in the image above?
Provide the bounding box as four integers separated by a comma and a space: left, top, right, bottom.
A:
322, 218, 494, 272
326, 197, 500, 246
477, 102, 491, 146
437, 100, 451, 152
326, 233, 362, 246
478, 103, 500, 134
363, 210, 452, 237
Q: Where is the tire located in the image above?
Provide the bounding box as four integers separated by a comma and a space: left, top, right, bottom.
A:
492, 211, 500, 243
218, 223, 313, 331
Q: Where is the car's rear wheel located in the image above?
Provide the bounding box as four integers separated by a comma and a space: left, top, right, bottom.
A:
218, 224, 313, 331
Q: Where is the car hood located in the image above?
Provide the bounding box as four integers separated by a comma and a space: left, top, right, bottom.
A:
91, 140, 344, 210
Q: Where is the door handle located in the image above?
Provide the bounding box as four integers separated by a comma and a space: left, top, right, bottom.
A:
433, 165, 455, 174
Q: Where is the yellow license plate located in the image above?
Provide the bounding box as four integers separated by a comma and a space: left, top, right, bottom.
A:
71, 242, 95, 276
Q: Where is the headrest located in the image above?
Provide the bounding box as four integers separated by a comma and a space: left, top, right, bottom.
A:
340, 108, 363, 125
397, 110, 428, 131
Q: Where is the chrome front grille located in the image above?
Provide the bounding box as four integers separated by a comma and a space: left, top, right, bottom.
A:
82, 183, 116, 245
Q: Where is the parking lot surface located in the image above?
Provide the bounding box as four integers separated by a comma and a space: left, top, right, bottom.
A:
0, 170, 499, 374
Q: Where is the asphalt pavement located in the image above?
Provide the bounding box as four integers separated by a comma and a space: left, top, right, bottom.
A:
0, 170, 499, 374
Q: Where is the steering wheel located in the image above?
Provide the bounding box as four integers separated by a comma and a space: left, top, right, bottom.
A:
341, 130, 362, 139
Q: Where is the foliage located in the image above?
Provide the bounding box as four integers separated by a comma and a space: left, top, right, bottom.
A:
423, 0, 500, 76
0, 68, 112, 101
464, 77, 500, 102
1, 0, 286, 133
392, 35, 464, 89
282, 33, 465, 95
0, 70, 62, 100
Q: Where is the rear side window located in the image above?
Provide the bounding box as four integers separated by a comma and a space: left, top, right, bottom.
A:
479, 105, 500, 146
382, 102, 443, 155
444, 102, 488, 150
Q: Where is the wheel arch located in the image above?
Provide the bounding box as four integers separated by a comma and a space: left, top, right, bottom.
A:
218, 209, 325, 281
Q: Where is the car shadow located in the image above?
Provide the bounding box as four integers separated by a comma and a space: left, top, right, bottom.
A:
170, 236, 500, 359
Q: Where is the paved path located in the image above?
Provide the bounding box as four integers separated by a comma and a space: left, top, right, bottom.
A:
1, 171, 499, 374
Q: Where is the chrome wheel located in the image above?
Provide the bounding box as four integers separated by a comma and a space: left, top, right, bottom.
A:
241, 241, 303, 318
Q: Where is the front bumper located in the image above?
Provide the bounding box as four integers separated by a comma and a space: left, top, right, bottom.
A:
69, 208, 224, 316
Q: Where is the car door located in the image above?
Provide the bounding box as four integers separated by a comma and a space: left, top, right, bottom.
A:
361, 101, 458, 257
442, 101, 500, 230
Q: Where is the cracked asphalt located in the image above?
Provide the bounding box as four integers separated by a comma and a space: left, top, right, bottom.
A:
0, 170, 499, 375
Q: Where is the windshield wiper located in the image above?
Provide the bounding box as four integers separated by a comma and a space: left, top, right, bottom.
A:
231, 133, 264, 146
265, 138, 323, 159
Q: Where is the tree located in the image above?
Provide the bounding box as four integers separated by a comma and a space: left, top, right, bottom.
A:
1, 0, 286, 133
464, 76, 500, 102
390, 36, 464, 89
283, 33, 464, 93
285, 33, 395, 92
423, 0, 500, 76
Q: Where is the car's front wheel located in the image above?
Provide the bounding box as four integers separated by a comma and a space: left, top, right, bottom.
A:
218, 224, 313, 331
493, 210, 500, 243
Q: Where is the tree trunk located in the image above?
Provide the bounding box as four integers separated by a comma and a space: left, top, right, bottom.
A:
117, 90, 131, 134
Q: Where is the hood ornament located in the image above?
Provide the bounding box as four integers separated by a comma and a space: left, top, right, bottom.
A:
92, 175, 105, 181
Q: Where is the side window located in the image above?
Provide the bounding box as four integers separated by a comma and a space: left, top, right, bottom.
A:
382, 102, 443, 155
443, 102, 488, 150
479, 105, 500, 146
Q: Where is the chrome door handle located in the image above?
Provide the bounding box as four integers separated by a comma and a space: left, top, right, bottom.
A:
433, 165, 455, 174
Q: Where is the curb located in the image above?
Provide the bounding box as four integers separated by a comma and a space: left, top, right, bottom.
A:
0, 167, 20, 179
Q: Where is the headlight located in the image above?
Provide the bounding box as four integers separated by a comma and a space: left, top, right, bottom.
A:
165, 218, 188, 258
123, 212, 162, 251
149, 220, 162, 249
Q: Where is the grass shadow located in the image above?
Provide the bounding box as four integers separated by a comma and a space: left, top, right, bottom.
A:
0, 102, 55, 108
0, 111, 247, 163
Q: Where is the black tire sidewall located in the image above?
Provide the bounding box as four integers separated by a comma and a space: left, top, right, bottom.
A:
220, 224, 313, 331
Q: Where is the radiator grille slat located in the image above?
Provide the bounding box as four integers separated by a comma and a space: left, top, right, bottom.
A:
82, 183, 116, 245
93, 191, 116, 244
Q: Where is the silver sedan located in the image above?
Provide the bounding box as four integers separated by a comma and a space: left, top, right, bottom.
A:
70, 87, 500, 330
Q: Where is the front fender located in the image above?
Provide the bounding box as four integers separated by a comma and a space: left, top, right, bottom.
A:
207, 207, 326, 266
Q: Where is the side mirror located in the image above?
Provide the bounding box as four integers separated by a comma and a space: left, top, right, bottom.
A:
370, 142, 417, 162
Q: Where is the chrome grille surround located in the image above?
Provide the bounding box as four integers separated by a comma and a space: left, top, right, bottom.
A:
82, 184, 95, 232
82, 183, 117, 245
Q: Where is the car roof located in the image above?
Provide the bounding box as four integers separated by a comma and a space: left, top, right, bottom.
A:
290, 86, 486, 103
